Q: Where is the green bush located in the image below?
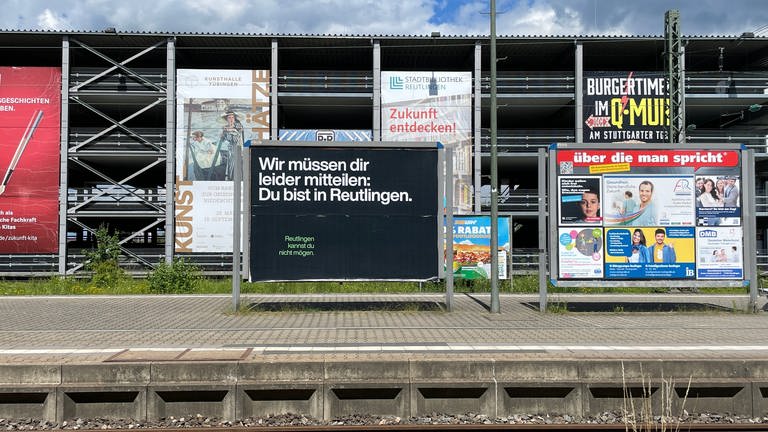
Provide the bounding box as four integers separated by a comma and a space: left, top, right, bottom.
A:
147, 258, 202, 294
85, 225, 127, 289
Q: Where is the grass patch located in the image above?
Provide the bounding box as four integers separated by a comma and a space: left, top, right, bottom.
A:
0, 274, 751, 296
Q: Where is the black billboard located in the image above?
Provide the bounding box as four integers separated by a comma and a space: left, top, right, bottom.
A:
583, 71, 669, 143
249, 145, 440, 281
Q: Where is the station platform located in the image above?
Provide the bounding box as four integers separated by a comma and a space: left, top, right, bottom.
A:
1, 293, 767, 421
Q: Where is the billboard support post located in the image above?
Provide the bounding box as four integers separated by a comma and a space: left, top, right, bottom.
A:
445, 145, 454, 312
539, 147, 549, 312
232, 138, 241, 312
743, 148, 758, 311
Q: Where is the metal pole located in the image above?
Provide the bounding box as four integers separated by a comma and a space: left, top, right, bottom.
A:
165, 37, 176, 264
489, 0, 500, 313
445, 145, 454, 312
538, 147, 548, 312
232, 140, 241, 312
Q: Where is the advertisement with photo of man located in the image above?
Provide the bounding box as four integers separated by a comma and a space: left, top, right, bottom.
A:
695, 174, 741, 226
604, 226, 695, 279
603, 175, 696, 227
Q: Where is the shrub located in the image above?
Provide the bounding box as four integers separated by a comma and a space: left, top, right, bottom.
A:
147, 258, 202, 294
85, 225, 127, 289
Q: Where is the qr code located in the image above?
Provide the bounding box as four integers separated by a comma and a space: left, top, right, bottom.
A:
559, 161, 573, 174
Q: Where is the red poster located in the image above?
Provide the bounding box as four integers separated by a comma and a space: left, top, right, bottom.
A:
0, 67, 61, 253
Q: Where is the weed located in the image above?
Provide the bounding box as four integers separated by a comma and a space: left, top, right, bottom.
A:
621, 362, 692, 432
147, 258, 203, 294
84, 225, 127, 289
546, 301, 568, 313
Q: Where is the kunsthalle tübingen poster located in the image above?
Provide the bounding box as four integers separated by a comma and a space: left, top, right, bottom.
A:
381, 71, 472, 214
175, 69, 270, 253
556, 148, 743, 280
583, 71, 669, 143
0, 67, 61, 253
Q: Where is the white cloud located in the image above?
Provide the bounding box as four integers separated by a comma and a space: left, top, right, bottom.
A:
36, 8, 68, 30
0, 0, 766, 36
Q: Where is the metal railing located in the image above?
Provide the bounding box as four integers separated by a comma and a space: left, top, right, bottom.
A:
481, 73, 575, 94
480, 129, 575, 152
70, 67, 168, 93
278, 70, 373, 93
686, 72, 768, 95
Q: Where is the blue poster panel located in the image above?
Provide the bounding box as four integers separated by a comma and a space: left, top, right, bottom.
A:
604, 226, 695, 279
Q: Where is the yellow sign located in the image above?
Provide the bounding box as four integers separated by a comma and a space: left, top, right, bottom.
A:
589, 163, 631, 174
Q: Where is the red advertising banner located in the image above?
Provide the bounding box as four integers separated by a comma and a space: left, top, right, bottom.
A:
557, 150, 739, 172
0, 67, 61, 253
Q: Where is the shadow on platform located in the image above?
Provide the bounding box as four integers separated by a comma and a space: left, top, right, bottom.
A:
247, 301, 446, 312
523, 301, 733, 313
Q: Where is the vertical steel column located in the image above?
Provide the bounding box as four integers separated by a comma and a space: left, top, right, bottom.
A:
58, 37, 70, 275
743, 148, 758, 311
665, 10, 684, 143
539, 147, 550, 312
271, 39, 278, 141
165, 37, 176, 263
445, 145, 454, 312
575, 42, 583, 144
473, 41, 482, 213
372, 40, 381, 141
232, 131, 242, 312
489, 0, 500, 313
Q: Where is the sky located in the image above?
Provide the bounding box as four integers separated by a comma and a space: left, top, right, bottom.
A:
2, 0, 767, 37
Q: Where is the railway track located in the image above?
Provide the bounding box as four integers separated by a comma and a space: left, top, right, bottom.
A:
73, 424, 768, 432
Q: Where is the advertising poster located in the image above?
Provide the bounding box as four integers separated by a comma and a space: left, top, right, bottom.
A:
452, 216, 509, 280
695, 174, 741, 226
279, 129, 372, 142
558, 227, 604, 279
603, 175, 695, 226
555, 147, 740, 282
604, 226, 695, 279
250, 145, 438, 281
559, 176, 602, 225
381, 71, 472, 214
175, 69, 270, 253
696, 227, 743, 279
583, 71, 668, 143
0, 67, 61, 253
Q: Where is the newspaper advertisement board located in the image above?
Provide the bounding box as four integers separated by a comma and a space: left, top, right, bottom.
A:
554, 147, 743, 281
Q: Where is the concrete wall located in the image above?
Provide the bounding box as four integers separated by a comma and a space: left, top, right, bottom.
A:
0, 359, 765, 422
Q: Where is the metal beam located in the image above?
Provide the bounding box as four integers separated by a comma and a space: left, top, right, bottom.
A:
68, 97, 166, 152
59, 37, 70, 275
69, 39, 166, 93
665, 10, 684, 143
373, 40, 381, 141
166, 37, 176, 264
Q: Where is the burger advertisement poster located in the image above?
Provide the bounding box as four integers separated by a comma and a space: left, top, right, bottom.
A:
583, 71, 669, 143
554, 147, 743, 281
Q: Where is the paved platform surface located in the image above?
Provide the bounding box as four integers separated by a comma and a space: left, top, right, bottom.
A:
0, 293, 766, 364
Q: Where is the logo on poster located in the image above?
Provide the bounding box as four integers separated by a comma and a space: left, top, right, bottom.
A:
389, 76, 404, 89
673, 178, 693, 194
